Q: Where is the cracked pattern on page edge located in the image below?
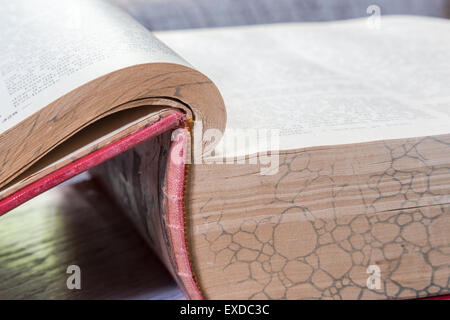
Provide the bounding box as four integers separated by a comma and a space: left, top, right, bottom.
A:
197, 136, 450, 299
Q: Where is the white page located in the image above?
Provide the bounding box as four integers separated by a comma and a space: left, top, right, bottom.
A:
0, 0, 187, 134
156, 16, 450, 156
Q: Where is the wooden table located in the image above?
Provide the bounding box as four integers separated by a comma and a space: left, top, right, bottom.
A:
0, 174, 183, 300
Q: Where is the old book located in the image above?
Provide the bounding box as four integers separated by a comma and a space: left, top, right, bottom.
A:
1, 0, 449, 300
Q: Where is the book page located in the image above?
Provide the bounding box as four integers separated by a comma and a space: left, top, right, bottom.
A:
0, 0, 187, 134
156, 16, 450, 157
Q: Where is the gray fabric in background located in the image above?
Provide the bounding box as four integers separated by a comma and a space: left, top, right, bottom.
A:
109, 0, 450, 31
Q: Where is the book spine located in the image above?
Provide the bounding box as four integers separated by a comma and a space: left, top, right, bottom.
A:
91, 114, 202, 299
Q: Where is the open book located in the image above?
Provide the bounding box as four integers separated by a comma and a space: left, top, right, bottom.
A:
1, 0, 449, 300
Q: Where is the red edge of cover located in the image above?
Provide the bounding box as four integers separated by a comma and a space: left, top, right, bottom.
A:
165, 126, 203, 300
0, 110, 205, 300
0, 111, 185, 216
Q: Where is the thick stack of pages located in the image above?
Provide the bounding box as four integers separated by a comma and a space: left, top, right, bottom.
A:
0, 0, 449, 299
153, 17, 450, 299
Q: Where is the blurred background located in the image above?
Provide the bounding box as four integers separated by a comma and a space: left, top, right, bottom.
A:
110, 0, 450, 31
